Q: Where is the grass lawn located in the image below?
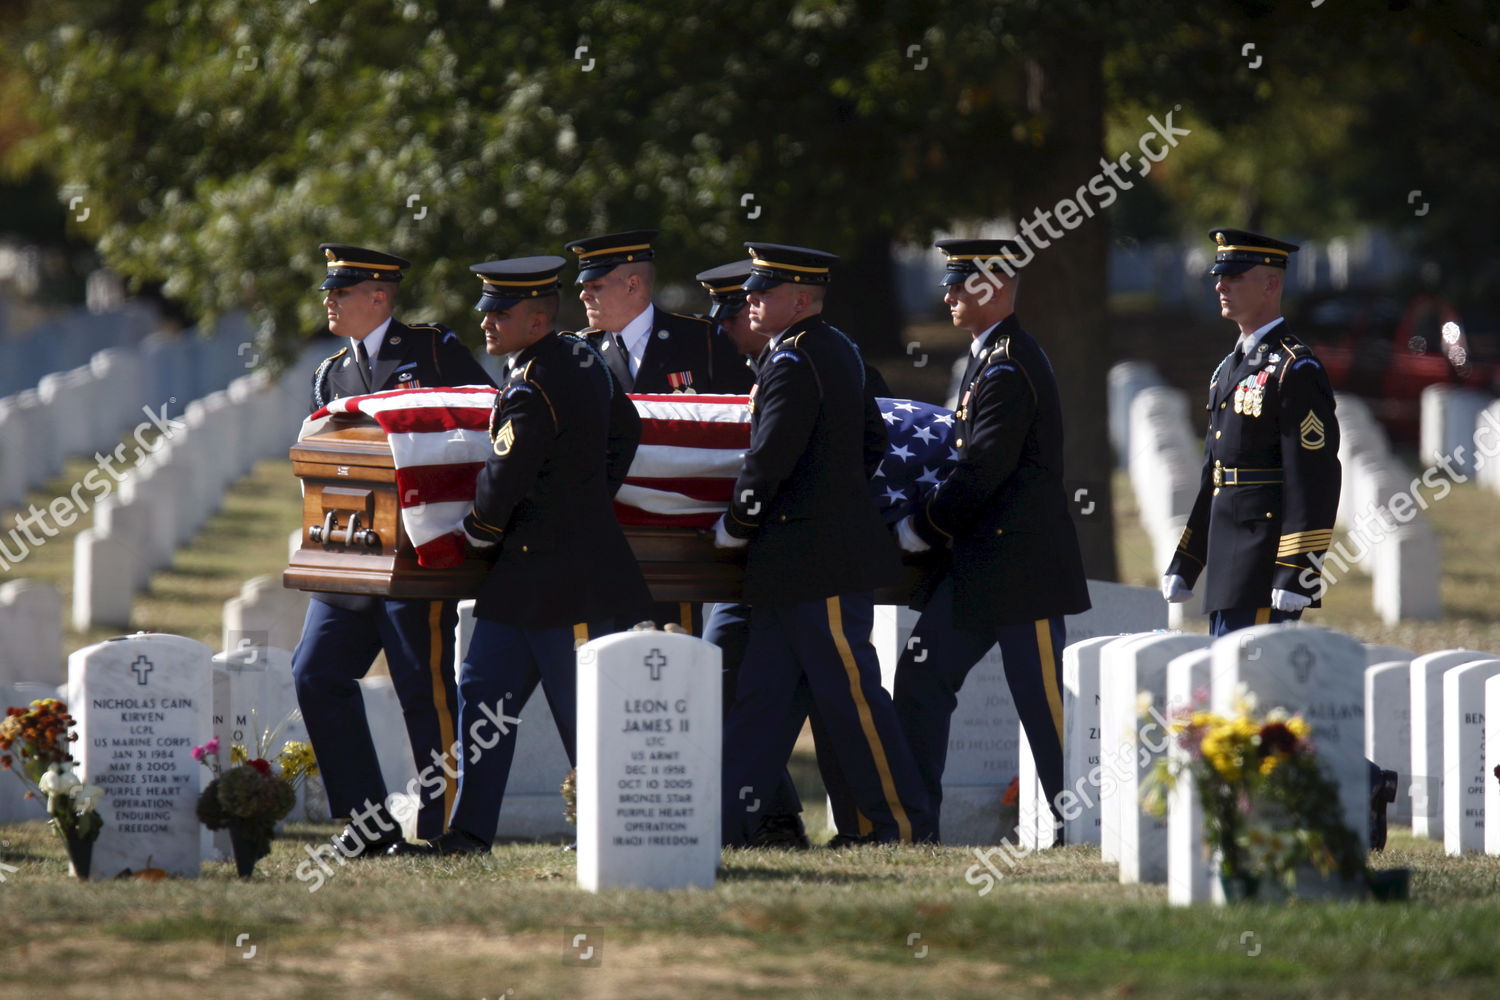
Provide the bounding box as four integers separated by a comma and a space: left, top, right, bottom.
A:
5, 385, 1500, 999
0, 818, 1496, 1000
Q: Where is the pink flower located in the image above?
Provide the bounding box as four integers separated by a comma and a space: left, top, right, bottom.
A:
205, 737, 220, 755
190, 745, 206, 762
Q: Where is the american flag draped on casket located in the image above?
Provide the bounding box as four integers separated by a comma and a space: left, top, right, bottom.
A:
300, 388, 957, 569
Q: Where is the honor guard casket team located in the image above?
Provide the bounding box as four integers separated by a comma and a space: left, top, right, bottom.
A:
287, 228, 1397, 857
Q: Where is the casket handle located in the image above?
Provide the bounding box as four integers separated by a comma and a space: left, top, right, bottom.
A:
308, 510, 380, 550
309, 510, 337, 544
344, 511, 379, 549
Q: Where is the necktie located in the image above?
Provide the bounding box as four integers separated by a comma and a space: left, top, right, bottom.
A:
355, 340, 373, 392
617, 333, 635, 377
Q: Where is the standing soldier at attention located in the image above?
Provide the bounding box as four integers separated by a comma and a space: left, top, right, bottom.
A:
891, 238, 1090, 840
292, 243, 495, 857
392, 255, 650, 856
1160, 229, 1397, 849
1161, 229, 1340, 635
715, 242, 933, 846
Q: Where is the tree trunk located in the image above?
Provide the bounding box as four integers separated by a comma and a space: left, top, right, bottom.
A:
824, 227, 904, 360
1013, 41, 1119, 581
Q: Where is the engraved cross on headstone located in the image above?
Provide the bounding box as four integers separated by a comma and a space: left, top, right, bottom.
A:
644, 649, 667, 681
1290, 644, 1315, 684
131, 655, 154, 686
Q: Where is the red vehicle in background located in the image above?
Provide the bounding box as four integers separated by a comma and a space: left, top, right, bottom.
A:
1295, 291, 1500, 441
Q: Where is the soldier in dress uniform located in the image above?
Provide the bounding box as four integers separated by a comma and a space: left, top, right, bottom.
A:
1161, 229, 1340, 634
568, 232, 748, 636
715, 242, 934, 846
292, 244, 496, 857
1160, 228, 1398, 847
569, 229, 750, 396
392, 255, 651, 855
891, 239, 1091, 840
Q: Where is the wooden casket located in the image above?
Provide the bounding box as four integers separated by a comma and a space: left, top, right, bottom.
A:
283, 413, 932, 604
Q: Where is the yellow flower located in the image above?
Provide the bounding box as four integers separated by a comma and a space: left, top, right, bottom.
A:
230, 744, 248, 765
277, 740, 320, 780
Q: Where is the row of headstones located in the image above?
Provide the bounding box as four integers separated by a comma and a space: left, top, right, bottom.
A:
0, 634, 329, 870
997, 629, 1500, 904
1336, 394, 1441, 623
996, 627, 1382, 903
0, 312, 262, 510
1126, 382, 1208, 628
0, 300, 157, 399
1366, 649, 1500, 854
1422, 384, 1500, 494
72, 346, 324, 629
2, 532, 316, 691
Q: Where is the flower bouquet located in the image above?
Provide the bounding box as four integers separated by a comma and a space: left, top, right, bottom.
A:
0, 699, 104, 879
1144, 691, 1366, 900
191, 732, 318, 878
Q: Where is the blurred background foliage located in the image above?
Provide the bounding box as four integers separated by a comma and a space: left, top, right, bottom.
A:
0, 0, 1495, 577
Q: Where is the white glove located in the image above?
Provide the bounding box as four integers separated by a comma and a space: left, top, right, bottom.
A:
1270, 589, 1311, 613
895, 515, 931, 554
713, 514, 748, 549
462, 526, 496, 551
1161, 574, 1192, 603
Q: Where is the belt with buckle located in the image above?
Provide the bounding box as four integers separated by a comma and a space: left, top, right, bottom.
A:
1212, 462, 1283, 487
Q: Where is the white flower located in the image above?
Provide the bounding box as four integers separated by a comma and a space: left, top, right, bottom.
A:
71, 783, 102, 815
39, 765, 80, 813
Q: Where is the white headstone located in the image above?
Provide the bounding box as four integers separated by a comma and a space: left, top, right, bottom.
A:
1365, 661, 1413, 827
1057, 635, 1120, 846
1108, 360, 1165, 467
1420, 384, 1490, 476
222, 575, 311, 659
1166, 647, 1213, 906
71, 528, 136, 631
1372, 519, 1442, 625
1485, 675, 1500, 856
1410, 649, 1489, 839
1111, 633, 1211, 884
577, 631, 720, 892
1211, 625, 1369, 899
0, 579, 63, 684
209, 645, 307, 858
1442, 659, 1500, 855
69, 633, 214, 879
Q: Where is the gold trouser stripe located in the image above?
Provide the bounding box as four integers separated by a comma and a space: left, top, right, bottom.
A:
679, 602, 694, 633
1254, 607, 1272, 626
826, 596, 912, 843
1035, 620, 1064, 741
427, 601, 456, 830
573, 622, 590, 648
856, 810, 873, 836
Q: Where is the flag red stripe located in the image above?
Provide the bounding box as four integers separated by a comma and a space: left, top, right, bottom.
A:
638, 418, 749, 450
375, 406, 491, 434
394, 462, 486, 504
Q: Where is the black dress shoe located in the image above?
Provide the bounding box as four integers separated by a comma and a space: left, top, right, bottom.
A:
824, 831, 879, 850
748, 813, 811, 850
387, 828, 490, 857
332, 822, 403, 858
